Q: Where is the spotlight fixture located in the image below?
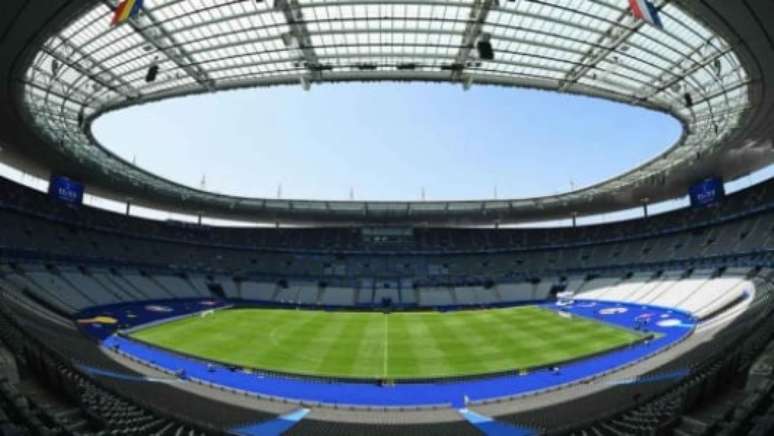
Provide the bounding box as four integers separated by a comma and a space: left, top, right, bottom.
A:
145, 64, 159, 83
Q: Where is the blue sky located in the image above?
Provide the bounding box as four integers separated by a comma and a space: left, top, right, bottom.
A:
93, 82, 682, 202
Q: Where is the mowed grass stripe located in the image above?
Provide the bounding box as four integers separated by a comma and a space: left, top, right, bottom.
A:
130, 306, 644, 379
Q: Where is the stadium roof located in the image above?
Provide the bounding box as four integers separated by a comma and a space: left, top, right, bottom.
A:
1, 0, 773, 225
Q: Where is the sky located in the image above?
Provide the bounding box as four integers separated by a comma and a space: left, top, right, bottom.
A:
92, 82, 683, 202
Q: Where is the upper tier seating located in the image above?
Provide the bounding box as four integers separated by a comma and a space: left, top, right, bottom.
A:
0, 176, 771, 256
0, 185, 770, 285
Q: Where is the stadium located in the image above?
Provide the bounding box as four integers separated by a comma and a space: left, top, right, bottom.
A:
0, 0, 774, 435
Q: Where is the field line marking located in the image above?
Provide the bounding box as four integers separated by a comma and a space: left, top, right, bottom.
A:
383, 314, 389, 379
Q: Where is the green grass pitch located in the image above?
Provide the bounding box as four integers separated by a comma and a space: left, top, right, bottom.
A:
130, 306, 644, 379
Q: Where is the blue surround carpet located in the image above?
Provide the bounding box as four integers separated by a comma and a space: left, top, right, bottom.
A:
83, 298, 695, 407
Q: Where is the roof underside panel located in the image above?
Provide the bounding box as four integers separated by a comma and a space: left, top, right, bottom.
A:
18, 0, 753, 223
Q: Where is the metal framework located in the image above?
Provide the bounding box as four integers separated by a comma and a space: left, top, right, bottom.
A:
20, 0, 752, 222
109, 0, 215, 89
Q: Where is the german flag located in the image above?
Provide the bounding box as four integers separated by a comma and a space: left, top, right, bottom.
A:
111, 0, 144, 26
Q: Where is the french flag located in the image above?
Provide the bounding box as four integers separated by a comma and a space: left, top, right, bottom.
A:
629, 0, 663, 29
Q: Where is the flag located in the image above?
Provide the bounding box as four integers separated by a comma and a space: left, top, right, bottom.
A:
111, 0, 144, 26
629, 0, 663, 29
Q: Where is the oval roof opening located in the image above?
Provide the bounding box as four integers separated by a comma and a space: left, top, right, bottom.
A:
93, 83, 681, 201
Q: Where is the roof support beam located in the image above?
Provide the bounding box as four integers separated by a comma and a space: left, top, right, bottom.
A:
451, 0, 498, 81
559, 8, 639, 91
49, 35, 137, 100
25, 68, 102, 107
274, 0, 323, 81
105, 0, 215, 90
639, 45, 734, 103
15, 0, 756, 225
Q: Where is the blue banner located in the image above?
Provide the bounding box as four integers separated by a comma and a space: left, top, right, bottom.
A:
689, 177, 724, 207
49, 176, 84, 205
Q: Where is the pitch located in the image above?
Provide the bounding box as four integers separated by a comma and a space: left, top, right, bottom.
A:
130, 306, 643, 380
